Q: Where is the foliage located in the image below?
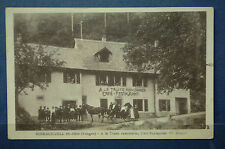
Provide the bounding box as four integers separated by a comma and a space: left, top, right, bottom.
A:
15, 41, 65, 96
14, 12, 207, 111
16, 106, 40, 130
123, 12, 206, 94
14, 13, 74, 47
14, 13, 143, 47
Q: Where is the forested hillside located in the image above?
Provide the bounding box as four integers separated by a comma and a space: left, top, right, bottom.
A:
14, 13, 143, 47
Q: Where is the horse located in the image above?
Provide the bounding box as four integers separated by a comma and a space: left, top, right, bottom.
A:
82, 104, 107, 122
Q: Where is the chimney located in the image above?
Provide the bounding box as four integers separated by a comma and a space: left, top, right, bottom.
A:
74, 38, 78, 48
154, 40, 159, 48
102, 34, 106, 42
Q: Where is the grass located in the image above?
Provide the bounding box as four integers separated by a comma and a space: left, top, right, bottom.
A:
16, 107, 206, 130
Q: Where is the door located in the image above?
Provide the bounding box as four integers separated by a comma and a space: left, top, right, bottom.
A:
100, 99, 108, 109
175, 98, 188, 114
115, 99, 122, 106
62, 100, 76, 107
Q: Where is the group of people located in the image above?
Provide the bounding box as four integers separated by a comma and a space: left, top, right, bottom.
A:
108, 102, 139, 120
38, 102, 139, 123
38, 104, 86, 123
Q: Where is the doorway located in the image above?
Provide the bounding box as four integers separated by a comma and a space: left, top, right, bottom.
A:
62, 100, 76, 107
175, 98, 188, 114
100, 99, 108, 109
115, 99, 122, 106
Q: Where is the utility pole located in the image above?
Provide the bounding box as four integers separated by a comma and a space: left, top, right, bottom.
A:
127, 12, 131, 41
104, 13, 107, 29
102, 13, 107, 41
80, 21, 83, 39
71, 13, 74, 37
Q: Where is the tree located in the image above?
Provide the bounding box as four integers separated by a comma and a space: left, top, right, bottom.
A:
14, 37, 65, 106
13, 13, 144, 46
14, 36, 65, 129
123, 12, 206, 111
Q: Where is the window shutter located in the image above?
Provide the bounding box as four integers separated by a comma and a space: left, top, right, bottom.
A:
108, 75, 114, 86
132, 76, 135, 86
96, 74, 99, 86
144, 78, 147, 87
167, 100, 170, 111
159, 100, 164, 111
77, 72, 80, 84
46, 72, 51, 83
122, 76, 126, 86
144, 99, 148, 111
63, 71, 67, 83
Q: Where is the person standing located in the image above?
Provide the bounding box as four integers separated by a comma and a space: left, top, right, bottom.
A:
51, 106, 56, 124
38, 106, 43, 122
65, 104, 71, 122
62, 106, 66, 122
77, 105, 82, 121
116, 104, 121, 118
43, 106, 47, 122
55, 106, 59, 123
109, 102, 113, 111
58, 106, 63, 123
80, 104, 86, 121
70, 106, 75, 121
130, 106, 135, 120
46, 107, 51, 122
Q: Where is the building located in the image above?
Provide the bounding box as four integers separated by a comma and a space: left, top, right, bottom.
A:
18, 38, 191, 117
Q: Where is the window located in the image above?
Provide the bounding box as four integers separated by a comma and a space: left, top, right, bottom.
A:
95, 47, 112, 62
108, 75, 114, 86
133, 75, 142, 87
159, 100, 170, 111
96, 73, 126, 86
36, 95, 44, 100
114, 74, 121, 86
99, 52, 109, 62
96, 73, 107, 85
133, 99, 143, 111
133, 99, 149, 111
100, 99, 108, 109
39, 71, 51, 83
63, 70, 80, 84
132, 75, 148, 87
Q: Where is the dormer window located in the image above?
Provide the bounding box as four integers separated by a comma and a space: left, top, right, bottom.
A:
95, 47, 112, 62
99, 52, 109, 62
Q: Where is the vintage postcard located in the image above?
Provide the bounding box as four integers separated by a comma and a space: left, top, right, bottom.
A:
6, 7, 214, 139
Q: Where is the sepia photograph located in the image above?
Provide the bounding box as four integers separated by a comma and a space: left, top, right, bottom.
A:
6, 7, 214, 139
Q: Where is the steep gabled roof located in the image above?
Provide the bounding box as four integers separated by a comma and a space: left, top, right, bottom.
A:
28, 38, 155, 74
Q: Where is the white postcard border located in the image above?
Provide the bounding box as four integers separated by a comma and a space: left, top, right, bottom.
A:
6, 7, 214, 139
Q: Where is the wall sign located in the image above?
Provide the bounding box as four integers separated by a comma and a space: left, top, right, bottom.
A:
98, 87, 146, 97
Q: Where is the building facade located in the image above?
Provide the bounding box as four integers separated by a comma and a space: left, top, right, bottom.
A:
18, 39, 191, 117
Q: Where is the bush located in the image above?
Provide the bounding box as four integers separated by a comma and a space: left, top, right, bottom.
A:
16, 106, 40, 130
